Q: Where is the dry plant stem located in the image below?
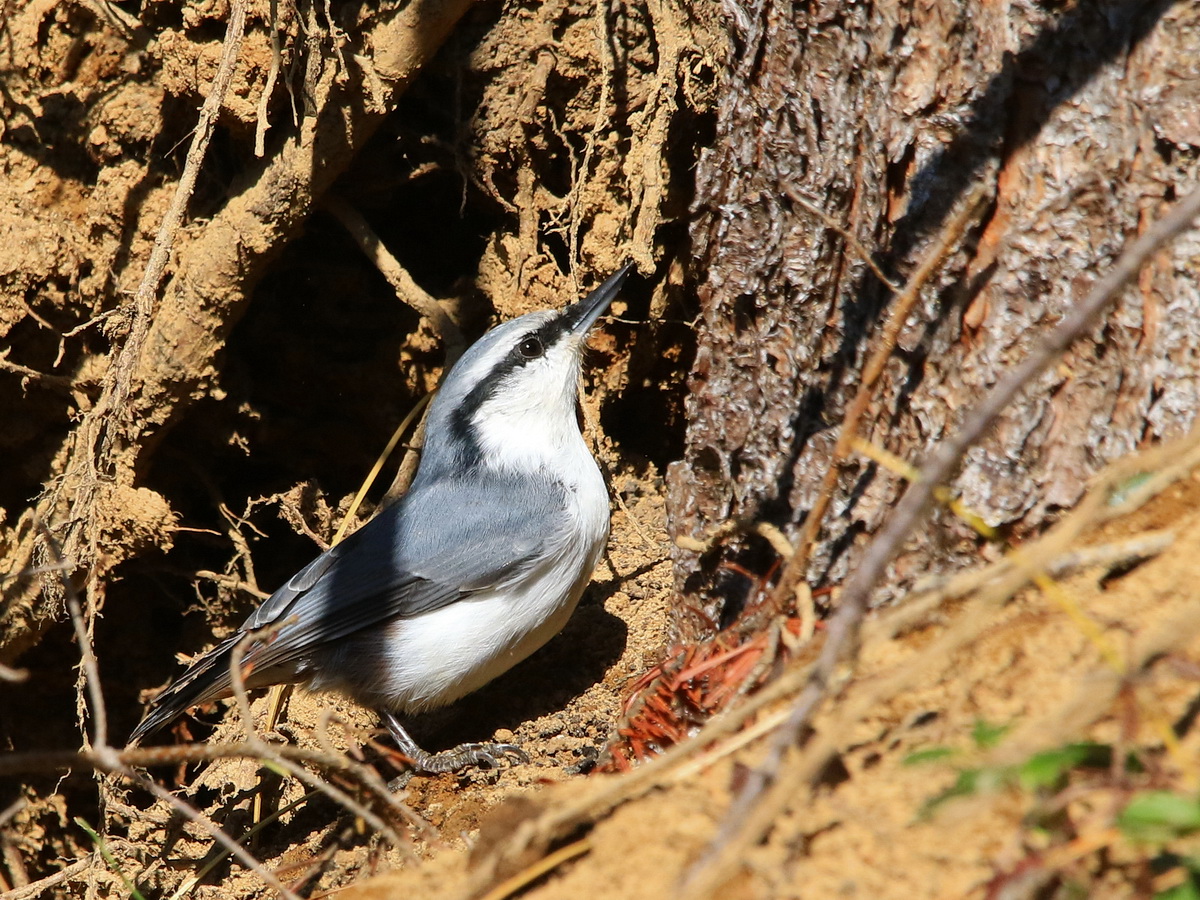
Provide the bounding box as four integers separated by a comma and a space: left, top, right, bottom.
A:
322, 193, 466, 516
109, 0, 247, 418
226, 630, 412, 854
262, 753, 410, 856
255, 0, 283, 157
195, 570, 271, 600
382, 412, 430, 509
323, 195, 465, 365
7, 0, 476, 662
469, 427, 1200, 897
567, 0, 615, 281
229, 627, 276, 749
476, 838, 592, 900
129, 766, 300, 900
36, 526, 293, 898
772, 181, 990, 611
875, 426, 1200, 645
782, 185, 902, 292
899, 529, 1174, 617
0, 855, 93, 900
0, 352, 76, 391
333, 392, 432, 544
683, 181, 1200, 897
1, 739, 426, 855
46, 529, 109, 750
0, 742, 411, 797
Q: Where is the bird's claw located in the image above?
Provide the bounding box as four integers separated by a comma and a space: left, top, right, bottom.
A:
411, 741, 529, 774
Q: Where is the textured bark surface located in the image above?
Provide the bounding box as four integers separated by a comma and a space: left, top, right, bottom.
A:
667, 0, 1200, 633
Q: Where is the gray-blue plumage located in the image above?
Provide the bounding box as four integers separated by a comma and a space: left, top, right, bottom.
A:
129, 266, 632, 770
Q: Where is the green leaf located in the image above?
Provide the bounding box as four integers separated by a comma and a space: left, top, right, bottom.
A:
1018, 742, 1111, 790
1119, 792, 1200, 844
903, 747, 956, 766
1109, 472, 1154, 507
918, 768, 987, 819
971, 720, 1011, 750
75, 817, 148, 900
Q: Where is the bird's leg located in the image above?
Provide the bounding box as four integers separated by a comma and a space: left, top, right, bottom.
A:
380, 711, 529, 775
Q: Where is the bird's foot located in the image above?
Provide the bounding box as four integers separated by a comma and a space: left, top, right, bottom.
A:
379, 710, 529, 776
407, 741, 529, 774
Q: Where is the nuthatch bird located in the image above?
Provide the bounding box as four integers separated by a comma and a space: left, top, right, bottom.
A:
129, 264, 633, 773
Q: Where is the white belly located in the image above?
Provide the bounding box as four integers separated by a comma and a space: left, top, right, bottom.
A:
370, 469, 607, 713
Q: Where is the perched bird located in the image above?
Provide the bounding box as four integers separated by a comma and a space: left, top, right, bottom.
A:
129, 264, 633, 772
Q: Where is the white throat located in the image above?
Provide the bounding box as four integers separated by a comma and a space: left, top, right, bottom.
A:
471, 382, 594, 483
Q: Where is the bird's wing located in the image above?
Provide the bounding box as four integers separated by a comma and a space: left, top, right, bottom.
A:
128, 475, 566, 744
236, 474, 565, 672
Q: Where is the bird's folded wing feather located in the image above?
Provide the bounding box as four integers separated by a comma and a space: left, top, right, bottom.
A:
237, 475, 565, 673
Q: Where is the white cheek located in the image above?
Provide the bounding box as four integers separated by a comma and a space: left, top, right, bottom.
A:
473, 356, 584, 474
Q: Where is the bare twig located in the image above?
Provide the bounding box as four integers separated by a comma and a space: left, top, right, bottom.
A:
0, 351, 76, 392
255, 0, 284, 157
108, 0, 248, 421
319, 195, 467, 518
680, 181, 1200, 896
0, 800, 24, 832
322, 194, 465, 366
0, 855, 93, 900
769, 182, 991, 614
332, 393, 432, 544
224, 628, 414, 854
128, 766, 300, 900
904, 529, 1175, 609
33, 522, 298, 896
194, 570, 272, 600
477, 838, 592, 900
0, 742, 407, 802
782, 186, 903, 292
34, 521, 109, 750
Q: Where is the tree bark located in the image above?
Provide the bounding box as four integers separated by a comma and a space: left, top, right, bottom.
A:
667, 0, 1200, 635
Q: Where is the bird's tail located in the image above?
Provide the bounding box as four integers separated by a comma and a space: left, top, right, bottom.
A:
127, 638, 239, 745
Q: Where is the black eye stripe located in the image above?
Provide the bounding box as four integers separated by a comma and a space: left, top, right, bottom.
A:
448, 315, 569, 463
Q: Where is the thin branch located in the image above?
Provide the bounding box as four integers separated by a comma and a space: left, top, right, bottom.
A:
782, 185, 903, 292
0, 855, 93, 900
30, 525, 298, 897
34, 521, 108, 749
194, 570, 272, 600
0, 351, 76, 392
254, 0, 283, 157
225, 629, 415, 854
683, 180, 1200, 894
322, 194, 465, 366
125, 766, 300, 900
768, 181, 990, 613
0, 742, 407, 805
108, 0, 248, 419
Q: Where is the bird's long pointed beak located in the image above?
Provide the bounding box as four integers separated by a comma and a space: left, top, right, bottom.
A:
564, 262, 635, 335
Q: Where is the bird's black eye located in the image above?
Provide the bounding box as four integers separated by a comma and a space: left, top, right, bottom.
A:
518, 335, 544, 359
